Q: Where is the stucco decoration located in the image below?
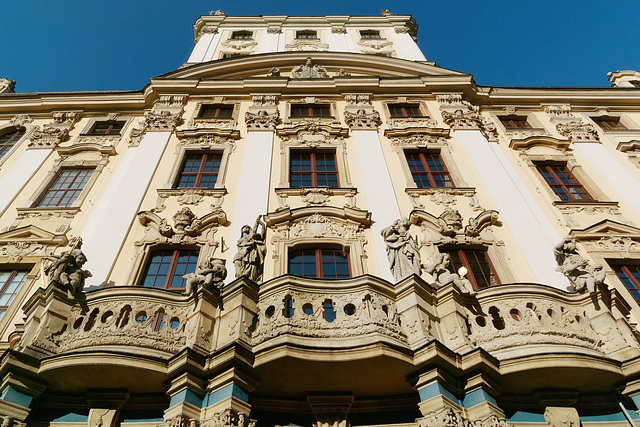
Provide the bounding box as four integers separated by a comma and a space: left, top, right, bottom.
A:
286, 39, 329, 52
345, 94, 371, 107
344, 109, 382, 130
331, 26, 347, 33
234, 217, 267, 283
556, 120, 600, 143
291, 58, 329, 78
184, 258, 227, 294
412, 208, 500, 241
145, 110, 182, 131
357, 38, 394, 55
437, 94, 482, 130
28, 126, 69, 149
278, 122, 348, 149
252, 95, 278, 107
266, 26, 281, 34
9, 114, 33, 128
416, 407, 513, 427
543, 407, 580, 427
220, 38, 258, 56
382, 218, 421, 281
543, 105, 572, 117
554, 235, 605, 294
199, 409, 257, 427
267, 67, 280, 77
44, 236, 91, 299
245, 110, 279, 130
427, 252, 474, 293
0, 225, 67, 262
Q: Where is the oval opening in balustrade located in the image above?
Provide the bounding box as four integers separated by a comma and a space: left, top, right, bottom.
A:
381, 305, 388, 318
283, 295, 294, 319
101, 311, 113, 324
476, 316, 487, 327
169, 317, 180, 329
344, 303, 356, 316
510, 309, 521, 321
323, 300, 336, 322
84, 308, 99, 332
135, 312, 148, 323
153, 309, 165, 331
117, 306, 131, 328
489, 306, 505, 330
265, 306, 275, 318
73, 317, 84, 330
302, 303, 314, 315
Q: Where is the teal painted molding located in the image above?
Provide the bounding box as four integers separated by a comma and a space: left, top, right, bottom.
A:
203, 384, 250, 408
630, 393, 640, 410
507, 411, 546, 422
169, 389, 204, 409
417, 381, 460, 405
581, 410, 639, 422
0, 387, 33, 407
462, 389, 497, 408
53, 413, 89, 422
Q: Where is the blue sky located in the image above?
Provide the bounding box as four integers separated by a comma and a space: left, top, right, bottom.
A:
1, 0, 638, 92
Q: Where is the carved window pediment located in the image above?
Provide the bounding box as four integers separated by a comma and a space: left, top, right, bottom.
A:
571, 219, 640, 257
410, 208, 500, 242
0, 225, 68, 262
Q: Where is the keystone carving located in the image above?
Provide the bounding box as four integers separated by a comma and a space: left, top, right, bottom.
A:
556, 120, 599, 142
344, 109, 382, 130
43, 237, 91, 300
554, 235, 605, 294
382, 218, 421, 281
292, 57, 328, 78
245, 110, 279, 130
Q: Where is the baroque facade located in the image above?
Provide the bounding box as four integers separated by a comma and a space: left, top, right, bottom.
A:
1, 11, 640, 427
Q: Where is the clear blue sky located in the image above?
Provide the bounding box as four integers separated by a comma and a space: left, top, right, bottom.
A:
1, 0, 638, 92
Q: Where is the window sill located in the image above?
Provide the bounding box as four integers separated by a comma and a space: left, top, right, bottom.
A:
185, 118, 237, 130
16, 206, 80, 219
158, 188, 227, 197
503, 128, 549, 137
275, 187, 357, 209
552, 200, 620, 214
406, 187, 475, 196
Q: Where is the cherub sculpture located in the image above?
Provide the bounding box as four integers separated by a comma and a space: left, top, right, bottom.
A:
427, 252, 475, 294
554, 235, 605, 293
183, 258, 227, 294
44, 237, 92, 299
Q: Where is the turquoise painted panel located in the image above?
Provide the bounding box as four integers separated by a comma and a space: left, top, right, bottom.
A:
417, 381, 460, 405
462, 389, 497, 408
0, 387, 33, 407
204, 384, 250, 407
169, 389, 204, 408
581, 410, 639, 421
507, 411, 546, 422
53, 413, 89, 422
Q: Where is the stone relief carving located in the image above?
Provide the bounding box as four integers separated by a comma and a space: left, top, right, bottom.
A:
416, 407, 513, 427
253, 287, 406, 344
278, 122, 347, 150
427, 252, 474, 293
389, 133, 446, 150
137, 207, 225, 249
266, 67, 280, 77
597, 236, 638, 256
234, 217, 267, 283
357, 38, 394, 55
554, 236, 605, 294
145, 110, 182, 131
43, 237, 91, 299
28, 126, 69, 149
394, 26, 410, 33
199, 409, 257, 427
300, 188, 332, 205
390, 117, 439, 130
0, 417, 26, 427
382, 218, 421, 281
344, 109, 381, 130
267, 26, 281, 34
345, 94, 371, 107
331, 26, 347, 33
436, 207, 464, 236
437, 94, 482, 130
252, 95, 278, 107
543, 105, 572, 117
154, 189, 225, 213
405, 188, 478, 210
245, 110, 279, 130
286, 39, 329, 52
432, 208, 500, 239
184, 258, 227, 294
291, 58, 329, 78
543, 407, 580, 427
220, 38, 258, 55
556, 120, 600, 142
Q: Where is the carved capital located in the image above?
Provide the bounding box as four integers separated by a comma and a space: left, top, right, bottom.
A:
344, 109, 381, 130
10, 114, 33, 127
556, 120, 600, 142
331, 26, 347, 33
543, 104, 572, 117
245, 110, 279, 130
441, 110, 482, 130
144, 110, 182, 131
28, 126, 68, 149
267, 26, 282, 34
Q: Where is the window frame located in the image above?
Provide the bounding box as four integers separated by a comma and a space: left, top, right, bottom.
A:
610, 261, 640, 304
289, 149, 340, 188
288, 247, 352, 279
174, 151, 224, 189
192, 101, 240, 125
388, 103, 425, 118
0, 128, 26, 160
230, 31, 254, 40
140, 248, 200, 291
197, 104, 235, 120
404, 149, 455, 189
498, 116, 533, 130
591, 116, 635, 132
535, 162, 594, 202
359, 30, 382, 39
439, 247, 501, 290
35, 168, 94, 208
289, 103, 333, 119
86, 120, 127, 136
296, 30, 318, 39
0, 268, 31, 318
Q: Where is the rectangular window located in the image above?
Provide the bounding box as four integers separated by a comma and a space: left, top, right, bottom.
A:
536, 164, 592, 202
231, 31, 253, 39
442, 248, 499, 290
142, 249, 199, 290
0, 269, 29, 318
87, 121, 126, 135
198, 104, 234, 119
388, 103, 424, 118
499, 116, 532, 129
296, 31, 317, 39
0, 129, 25, 159
289, 248, 350, 279
175, 152, 222, 188
611, 262, 640, 303
405, 151, 454, 188
290, 150, 339, 188
360, 30, 381, 39
290, 104, 331, 118
593, 118, 627, 131
37, 169, 93, 207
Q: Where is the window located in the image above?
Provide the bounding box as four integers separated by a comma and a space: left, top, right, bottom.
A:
0, 269, 29, 318
296, 30, 317, 39
87, 121, 125, 135
231, 31, 252, 39
37, 169, 93, 207
610, 262, 640, 303
0, 129, 25, 159
175, 152, 222, 188
198, 104, 234, 119
142, 249, 199, 290
536, 163, 592, 201
405, 150, 454, 188
290, 150, 339, 188
288, 248, 351, 279
360, 30, 381, 39
441, 248, 499, 290
593, 117, 627, 131
388, 103, 424, 118
499, 116, 532, 129
290, 103, 331, 118
630, 81, 640, 88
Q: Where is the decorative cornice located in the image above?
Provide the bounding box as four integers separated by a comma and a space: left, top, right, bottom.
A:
344, 109, 381, 130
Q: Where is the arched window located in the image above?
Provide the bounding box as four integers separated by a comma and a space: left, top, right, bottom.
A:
0, 128, 25, 159
288, 248, 351, 279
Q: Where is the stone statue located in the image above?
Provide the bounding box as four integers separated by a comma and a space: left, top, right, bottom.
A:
183, 258, 227, 294
554, 235, 605, 294
44, 237, 92, 299
267, 67, 280, 77
381, 218, 421, 281
427, 252, 475, 294
234, 217, 267, 282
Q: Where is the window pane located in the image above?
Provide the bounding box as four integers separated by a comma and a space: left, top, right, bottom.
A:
0, 129, 25, 159
37, 169, 93, 207
175, 153, 222, 188
0, 269, 29, 317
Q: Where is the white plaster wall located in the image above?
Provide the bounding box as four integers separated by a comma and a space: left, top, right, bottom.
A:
81, 132, 171, 286
260, 30, 281, 53
327, 31, 353, 53
574, 142, 640, 217
455, 130, 566, 289
391, 32, 426, 61
352, 130, 400, 282
201, 31, 223, 62
0, 149, 51, 215
188, 33, 216, 63
226, 131, 274, 280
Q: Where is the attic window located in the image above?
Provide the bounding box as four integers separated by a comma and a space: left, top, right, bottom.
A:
360, 30, 381, 39
296, 30, 317, 39
231, 31, 253, 40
